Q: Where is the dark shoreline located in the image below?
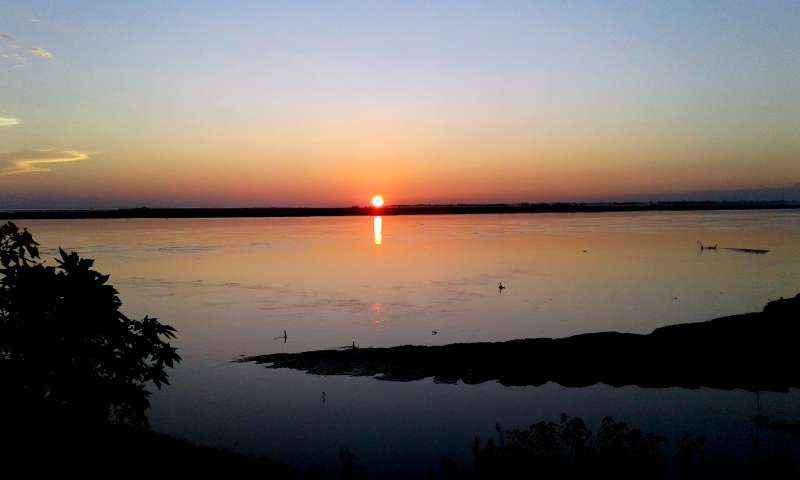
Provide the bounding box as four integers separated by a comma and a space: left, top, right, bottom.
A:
2, 201, 799, 220
241, 294, 800, 392
4, 421, 306, 477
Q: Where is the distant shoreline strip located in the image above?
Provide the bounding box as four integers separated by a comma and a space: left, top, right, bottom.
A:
1, 201, 799, 220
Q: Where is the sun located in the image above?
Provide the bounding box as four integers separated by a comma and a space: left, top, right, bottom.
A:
371, 195, 384, 208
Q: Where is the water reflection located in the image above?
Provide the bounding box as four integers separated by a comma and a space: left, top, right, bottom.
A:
373, 216, 382, 245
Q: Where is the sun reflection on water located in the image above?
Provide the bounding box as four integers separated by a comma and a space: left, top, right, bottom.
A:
373, 216, 382, 245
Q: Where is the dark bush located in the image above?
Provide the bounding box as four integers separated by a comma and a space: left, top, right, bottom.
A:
0, 221, 180, 427
472, 414, 665, 479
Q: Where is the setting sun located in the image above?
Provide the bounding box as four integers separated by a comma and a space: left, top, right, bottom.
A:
371, 195, 384, 208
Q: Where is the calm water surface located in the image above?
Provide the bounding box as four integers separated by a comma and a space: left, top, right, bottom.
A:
20, 211, 800, 477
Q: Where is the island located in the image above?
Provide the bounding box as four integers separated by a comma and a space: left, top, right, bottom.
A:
240, 294, 800, 392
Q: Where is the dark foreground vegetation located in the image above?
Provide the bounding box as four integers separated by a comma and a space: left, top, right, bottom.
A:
243, 294, 800, 392
457, 413, 799, 480
2, 200, 798, 219
0, 221, 180, 426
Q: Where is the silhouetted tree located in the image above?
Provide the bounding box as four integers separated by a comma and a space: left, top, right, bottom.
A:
0, 221, 180, 427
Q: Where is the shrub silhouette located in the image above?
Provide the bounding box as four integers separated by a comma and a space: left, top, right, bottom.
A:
0, 221, 180, 427
472, 414, 665, 479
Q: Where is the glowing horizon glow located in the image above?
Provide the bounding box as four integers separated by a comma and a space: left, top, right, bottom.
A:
371, 195, 384, 208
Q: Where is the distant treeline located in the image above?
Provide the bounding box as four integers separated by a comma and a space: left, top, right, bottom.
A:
2, 201, 799, 220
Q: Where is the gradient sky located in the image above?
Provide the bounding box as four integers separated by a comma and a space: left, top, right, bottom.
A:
1, 1, 798, 208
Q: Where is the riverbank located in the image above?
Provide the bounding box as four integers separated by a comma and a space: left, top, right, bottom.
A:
2, 421, 307, 477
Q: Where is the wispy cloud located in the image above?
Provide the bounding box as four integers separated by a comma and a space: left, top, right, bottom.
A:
0, 150, 89, 177
0, 116, 20, 127
30, 47, 52, 59
0, 32, 54, 66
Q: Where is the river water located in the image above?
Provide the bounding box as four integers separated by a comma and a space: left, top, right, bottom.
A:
19, 210, 800, 477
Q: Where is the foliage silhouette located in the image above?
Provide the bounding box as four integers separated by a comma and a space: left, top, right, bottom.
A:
0, 221, 180, 427
471, 414, 665, 479
434, 414, 799, 480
